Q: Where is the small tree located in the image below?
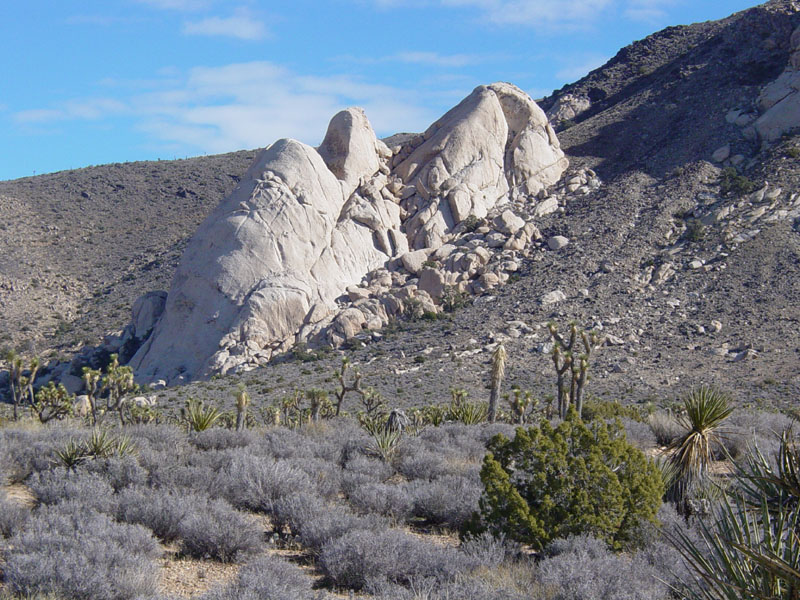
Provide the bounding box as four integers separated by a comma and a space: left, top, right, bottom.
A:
32, 382, 74, 423
102, 354, 136, 425
4, 351, 40, 420
548, 322, 602, 419
469, 410, 663, 550
488, 344, 506, 423
333, 358, 363, 416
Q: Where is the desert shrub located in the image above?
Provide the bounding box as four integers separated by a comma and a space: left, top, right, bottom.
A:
220, 454, 314, 513
347, 482, 415, 522
200, 553, 322, 600
636, 502, 695, 591
116, 485, 211, 543
259, 427, 315, 459
271, 490, 327, 533
178, 497, 262, 562
80, 454, 147, 491
411, 474, 482, 529
3, 503, 160, 600
472, 411, 663, 550
0, 492, 30, 538
0, 428, 78, 481
148, 463, 218, 493
296, 503, 388, 552
537, 534, 667, 600
319, 528, 469, 590
648, 411, 683, 446
621, 417, 657, 449
190, 428, 256, 451
369, 574, 533, 600
460, 531, 521, 568
26, 468, 116, 513
124, 423, 186, 452
286, 456, 341, 500
343, 453, 394, 480
396, 444, 460, 480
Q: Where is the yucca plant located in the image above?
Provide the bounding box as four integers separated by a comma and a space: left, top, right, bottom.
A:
668, 386, 733, 508
447, 388, 487, 425
55, 440, 88, 469
670, 431, 800, 599
368, 428, 402, 463
184, 398, 221, 432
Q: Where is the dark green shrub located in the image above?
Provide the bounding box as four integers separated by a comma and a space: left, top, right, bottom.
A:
461, 215, 483, 233
719, 167, 757, 197
469, 410, 663, 550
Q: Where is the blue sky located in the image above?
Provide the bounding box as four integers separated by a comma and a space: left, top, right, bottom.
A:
1, 0, 759, 181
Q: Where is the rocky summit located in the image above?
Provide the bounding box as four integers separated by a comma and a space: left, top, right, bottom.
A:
128, 82, 567, 384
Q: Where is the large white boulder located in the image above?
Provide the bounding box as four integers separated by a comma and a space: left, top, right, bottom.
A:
130, 83, 567, 384
395, 82, 568, 249
130, 111, 403, 383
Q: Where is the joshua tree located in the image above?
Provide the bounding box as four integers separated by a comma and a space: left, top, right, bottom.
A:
488, 344, 506, 423
333, 358, 363, 416
4, 351, 40, 420
82, 367, 102, 425
235, 384, 250, 431
102, 354, 137, 425
548, 322, 602, 419
4, 350, 23, 420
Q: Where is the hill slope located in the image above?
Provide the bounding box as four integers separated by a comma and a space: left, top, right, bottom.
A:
1, 0, 799, 408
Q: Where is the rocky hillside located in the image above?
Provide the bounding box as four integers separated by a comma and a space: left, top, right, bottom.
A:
0, 151, 256, 354
1, 0, 799, 408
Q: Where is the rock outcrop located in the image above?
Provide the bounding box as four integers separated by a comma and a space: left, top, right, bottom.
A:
129, 83, 567, 384
750, 25, 800, 142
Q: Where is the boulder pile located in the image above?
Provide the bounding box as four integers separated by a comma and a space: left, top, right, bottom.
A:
126, 82, 570, 384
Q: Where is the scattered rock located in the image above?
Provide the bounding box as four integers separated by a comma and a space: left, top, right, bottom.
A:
547, 235, 570, 250
712, 144, 731, 162
541, 290, 567, 305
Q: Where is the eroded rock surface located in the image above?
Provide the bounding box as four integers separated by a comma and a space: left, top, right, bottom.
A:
129, 83, 567, 384
752, 25, 800, 142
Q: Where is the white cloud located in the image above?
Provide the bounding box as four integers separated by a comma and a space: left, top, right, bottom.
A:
12, 61, 439, 155
183, 7, 269, 40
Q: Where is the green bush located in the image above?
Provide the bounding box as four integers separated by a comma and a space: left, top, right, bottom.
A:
719, 167, 757, 198
469, 410, 663, 550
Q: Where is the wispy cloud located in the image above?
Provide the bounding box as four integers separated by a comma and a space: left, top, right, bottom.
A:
14, 99, 128, 124
183, 7, 269, 40
365, 0, 681, 27
394, 52, 479, 67
555, 53, 609, 82
334, 51, 489, 68
624, 0, 680, 22
134, 0, 211, 10
12, 61, 439, 154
